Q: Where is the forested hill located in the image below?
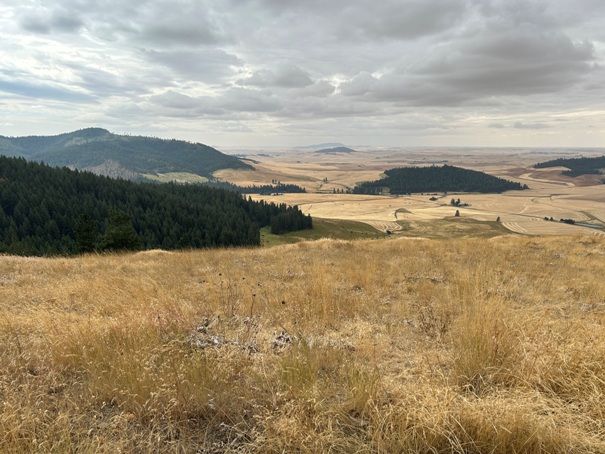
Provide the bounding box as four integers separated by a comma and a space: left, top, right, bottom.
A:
0, 156, 311, 256
534, 156, 605, 177
353, 165, 528, 194
0, 128, 252, 180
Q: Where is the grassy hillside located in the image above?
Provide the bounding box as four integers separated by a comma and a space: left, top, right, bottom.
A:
260, 218, 389, 246
260, 217, 512, 247
1, 235, 605, 452
0, 128, 252, 179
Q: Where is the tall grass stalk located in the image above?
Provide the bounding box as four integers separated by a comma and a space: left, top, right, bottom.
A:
1, 236, 605, 452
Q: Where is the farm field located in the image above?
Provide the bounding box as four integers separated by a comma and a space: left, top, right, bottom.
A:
218, 147, 605, 237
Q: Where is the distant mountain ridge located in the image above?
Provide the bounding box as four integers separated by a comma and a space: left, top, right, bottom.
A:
295, 142, 346, 149
0, 128, 252, 180
314, 146, 356, 154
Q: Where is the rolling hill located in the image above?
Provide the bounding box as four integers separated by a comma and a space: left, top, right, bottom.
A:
314, 146, 356, 154
354, 164, 528, 194
295, 142, 346, 149
0, 128, 252, 180
534, 155, 605, 178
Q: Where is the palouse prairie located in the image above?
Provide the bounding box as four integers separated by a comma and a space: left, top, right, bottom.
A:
2, 235, 605, 453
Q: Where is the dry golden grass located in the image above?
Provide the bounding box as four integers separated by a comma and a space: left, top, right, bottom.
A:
2, 235, 605, 452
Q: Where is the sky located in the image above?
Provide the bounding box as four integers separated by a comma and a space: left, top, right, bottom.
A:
1, 0, 604, 148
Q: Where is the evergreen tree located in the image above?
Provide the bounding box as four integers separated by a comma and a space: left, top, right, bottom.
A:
75, 213, 98, 253
534, 155, 605, 177
0, 156, 312, 256
354, 165, 527, 194
101, 209, 142, 251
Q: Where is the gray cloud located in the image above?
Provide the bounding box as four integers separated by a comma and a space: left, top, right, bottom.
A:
290, 80, 336, 98
148, 87, 282, 118
142, 49, 242, 83
333, 24, 596, 109
339, 72, 378, 97
0, 77, 92, 103
20, 7, 85, 34
132, 6, 230, 49
238, 62, 314, 88
150, 91, 202, 110
487, 121, 552, 130
60, 62, 151, 98
344, 0, 468, 40
1, 0, 604, 146
514, 121, 551, 129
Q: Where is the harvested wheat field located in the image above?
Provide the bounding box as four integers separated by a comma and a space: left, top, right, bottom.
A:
230, 148, 605, 238
2, 235, 605, 452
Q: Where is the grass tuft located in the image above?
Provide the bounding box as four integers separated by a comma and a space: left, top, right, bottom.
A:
1, 236, 605, 452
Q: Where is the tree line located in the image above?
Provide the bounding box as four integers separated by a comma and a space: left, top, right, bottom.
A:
534, 156, 605, 178
0, 156, 312, 256
353, 165, 528, 194
203, 181, 307, 194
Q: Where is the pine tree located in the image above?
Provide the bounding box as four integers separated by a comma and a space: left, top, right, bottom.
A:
101, 209, 142, 251
75, 214, 98, 253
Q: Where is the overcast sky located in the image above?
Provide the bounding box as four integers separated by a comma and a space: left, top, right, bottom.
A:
1, 0, 604, 148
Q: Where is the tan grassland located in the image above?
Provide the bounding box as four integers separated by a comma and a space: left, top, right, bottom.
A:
142, 173, 209, 184
2, 235, 605, 452
217, 147, 605, 237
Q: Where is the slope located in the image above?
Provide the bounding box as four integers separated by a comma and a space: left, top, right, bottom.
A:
0, 156, 311, 255
0, 128, 252, 179
1, 235, 604, 452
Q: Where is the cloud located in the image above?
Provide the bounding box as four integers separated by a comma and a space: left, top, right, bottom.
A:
149, 91, 200, 110
451, 30, 595, 95
291, 80, 336, 98
486, 121, 551, 129
206, 88, 282, 114
61, 62, 150, 98
142, 49, 242, 83
20, 7, 85, 34
124, 1, 234, 48
333, 23, 596, 108
147, 87, 282, 118
238, 62, 314, 88
0, 76, 92, 103
17, 1, 231, 47
514, 121, 551, 129
0, 0, 604, 146
344, 0, 468, 40
0, 82, 88, 103
339, 72, 378, 97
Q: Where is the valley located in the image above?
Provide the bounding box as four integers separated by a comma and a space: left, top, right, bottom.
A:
217, 146, 605, 237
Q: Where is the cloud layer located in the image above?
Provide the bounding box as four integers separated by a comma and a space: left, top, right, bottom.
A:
0, 0, 604, 147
